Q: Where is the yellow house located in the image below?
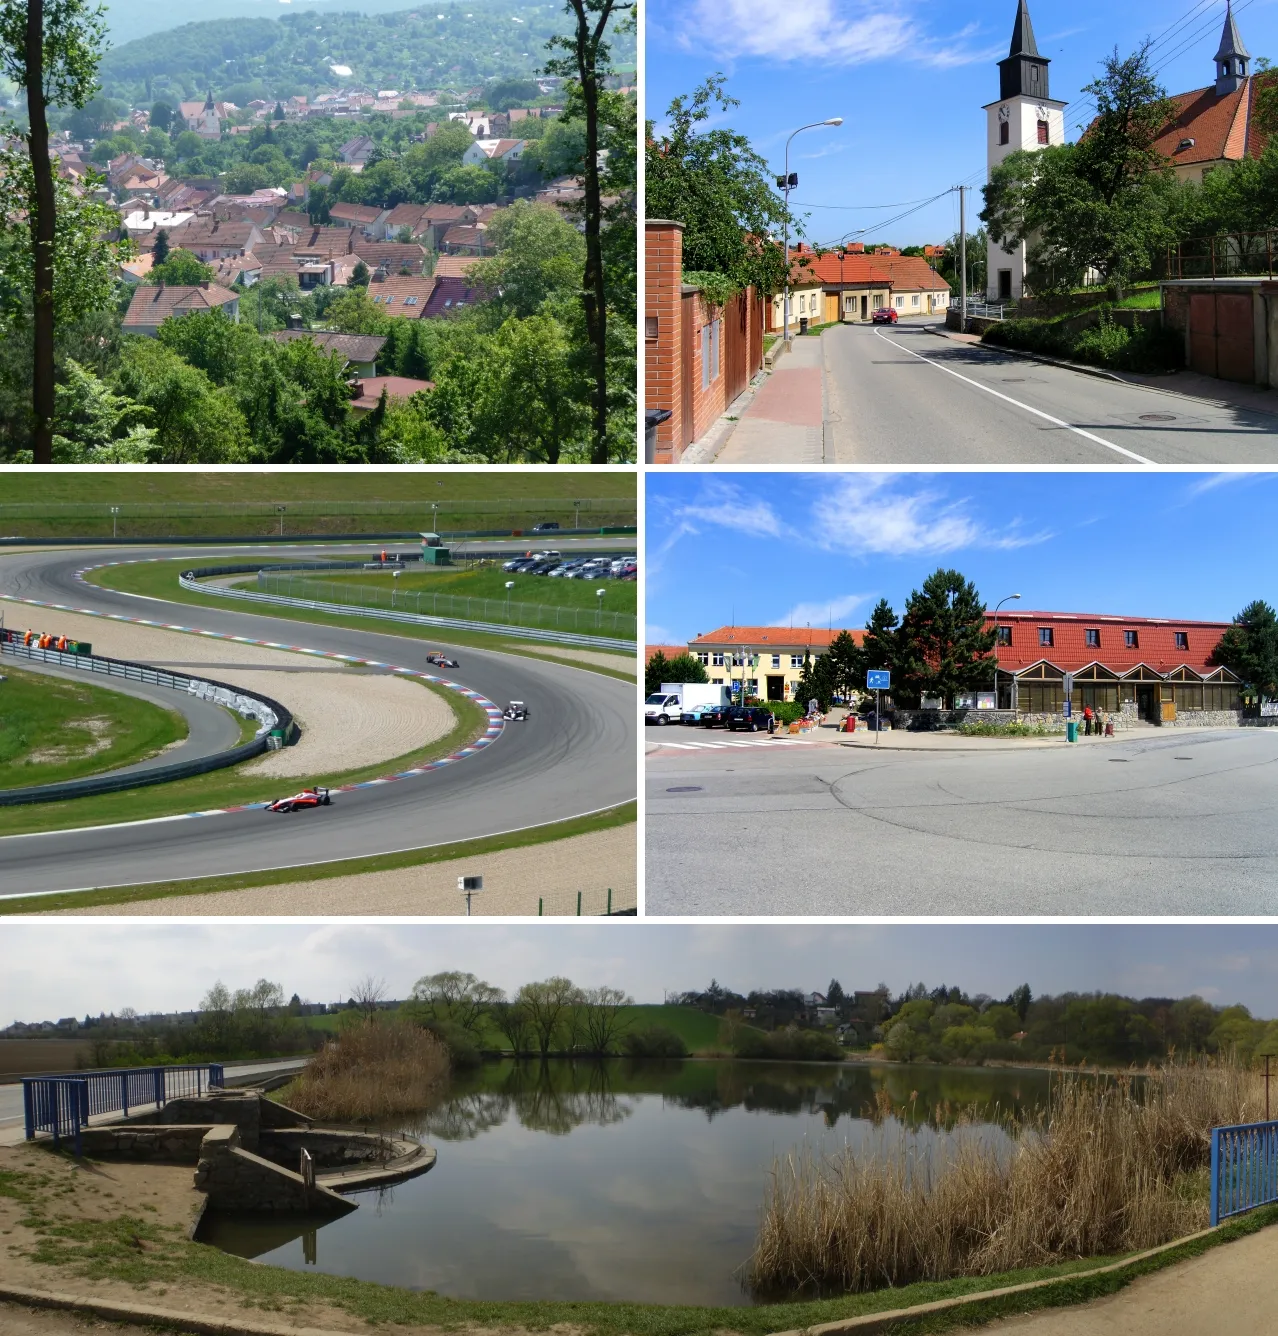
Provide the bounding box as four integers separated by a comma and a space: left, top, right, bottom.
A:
688, 626, 863, 702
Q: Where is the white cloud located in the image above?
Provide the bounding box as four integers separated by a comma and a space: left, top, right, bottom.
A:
776, 593, 870, 630
673, 481, 786, 539
811, 475, 1051, 556
645, 624, 674, 645
674, 1, 995, 69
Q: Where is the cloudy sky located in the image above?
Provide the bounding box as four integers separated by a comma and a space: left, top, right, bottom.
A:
4, 923, 1278, 1023
647, 0, 1278, 247
645, 471, 1278, 645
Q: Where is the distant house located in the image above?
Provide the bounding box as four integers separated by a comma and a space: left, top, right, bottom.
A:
337, 134, 375, 166
353, 239, 427, 275
349, 375, 435, 414
431, 254, 480, 280
328, 201, 390, 238
171, 218, 265, 263
271, 329, 386, 377
364, 272, 437, 318
383, 202, 432, 240
424, 274, 479, 318
123, 282, 240, 337
461, 137, 525, 168
120, 208, 194, 242
179, 92, 224, 141
211, 252, 262, 287
439, 224, 489, 256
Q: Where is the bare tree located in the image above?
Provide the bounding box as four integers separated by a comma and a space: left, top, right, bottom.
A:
350, 974, 388, 1018
492, 999, 535, 1056
517, 977, 582, 1056
579, 986, 634, 1054
409, 971, 503, 1035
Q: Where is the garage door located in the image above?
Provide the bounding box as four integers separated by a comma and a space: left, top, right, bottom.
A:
1189, 292, 1254, 382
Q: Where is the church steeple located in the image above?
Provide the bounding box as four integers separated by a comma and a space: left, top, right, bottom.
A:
1215, 2, 1250, 97
998, 1, 1051, 102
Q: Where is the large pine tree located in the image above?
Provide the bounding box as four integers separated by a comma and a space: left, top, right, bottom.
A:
1213, 601, 1278, 702
897, 569, 997, 707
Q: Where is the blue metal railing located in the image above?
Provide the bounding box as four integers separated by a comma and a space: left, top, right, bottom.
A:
22, 1064, 224, 1148
1210, 1119, 1278, 1225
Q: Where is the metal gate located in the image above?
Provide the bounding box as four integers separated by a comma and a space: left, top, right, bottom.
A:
680, 291, 695, 448
748, 289, 763, 375
724, 292, 749, 405
1189, 292, 1255, 382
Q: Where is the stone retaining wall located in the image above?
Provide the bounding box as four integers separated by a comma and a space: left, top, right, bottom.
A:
194, 1126, 353, 1215
79, 1124, 213, 1162
891, 708, 1136, 733
124, 1089, 311, 1152
260, 1127, 396, 1171
1166, 710, 1244, 728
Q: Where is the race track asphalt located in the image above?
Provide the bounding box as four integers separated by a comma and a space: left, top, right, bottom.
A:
646, 727, 1278, 915
0, 544, 635, 898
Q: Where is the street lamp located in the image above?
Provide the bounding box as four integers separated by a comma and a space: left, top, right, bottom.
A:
780, 118, 842, 346
505, 580, 515, 621
595, 587, 606, 628
991, 594, 1022, 711
109, 506, 119, 539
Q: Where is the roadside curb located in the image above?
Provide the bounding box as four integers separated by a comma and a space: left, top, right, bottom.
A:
765, 1224, 1223, 1336
0, 1283, 363, 1336
926, 324, 1126, 382
836, 737, 1071, 754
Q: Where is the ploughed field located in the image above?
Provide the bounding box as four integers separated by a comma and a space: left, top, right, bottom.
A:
0, 664, 186, 788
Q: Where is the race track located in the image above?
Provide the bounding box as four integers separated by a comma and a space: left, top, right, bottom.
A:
0, 543, 635, 898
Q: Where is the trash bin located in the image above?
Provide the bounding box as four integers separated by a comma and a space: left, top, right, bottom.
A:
843, 715, 856, 733
799, 317, 809, 334
644, 408, 672, 464
1066, 721, 1079, 743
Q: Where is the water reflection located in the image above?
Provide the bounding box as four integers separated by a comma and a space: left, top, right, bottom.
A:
201, 1058, 1054, 1308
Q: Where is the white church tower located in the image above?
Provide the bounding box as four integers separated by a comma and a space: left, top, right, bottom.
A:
984, 1, 1068, 302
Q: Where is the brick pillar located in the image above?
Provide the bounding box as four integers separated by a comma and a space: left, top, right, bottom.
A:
645, 220, 684, 462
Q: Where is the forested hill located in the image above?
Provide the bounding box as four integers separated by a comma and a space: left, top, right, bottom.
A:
97, 3, 634, 106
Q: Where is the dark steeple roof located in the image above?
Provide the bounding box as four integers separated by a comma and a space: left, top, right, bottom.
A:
1215, 2, 1249, 61
1009, 0, 1040, 59
998, 1, 1051, 102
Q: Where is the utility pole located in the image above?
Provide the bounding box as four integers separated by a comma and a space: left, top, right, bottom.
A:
958, 184, 968, 330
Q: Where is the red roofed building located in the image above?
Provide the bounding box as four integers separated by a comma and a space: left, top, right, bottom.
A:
349, 375, 434, 414
122, 282, 240, 337
770, 250, 950, 330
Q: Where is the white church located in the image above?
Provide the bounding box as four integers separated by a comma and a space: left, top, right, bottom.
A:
984, 0, 1267, 302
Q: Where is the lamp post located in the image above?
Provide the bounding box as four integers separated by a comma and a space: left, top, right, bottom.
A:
780, 118, 843, 347
595, 587, 606, 629
110, 506, 119, 539
504, 580, 514, 622
991, 594, 1022, 712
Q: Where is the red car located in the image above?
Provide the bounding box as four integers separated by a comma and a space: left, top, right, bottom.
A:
872, 306, 898, 324
265, 787, 331, 813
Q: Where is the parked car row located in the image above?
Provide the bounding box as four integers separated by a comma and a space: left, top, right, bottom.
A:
680, 703, 777, 733
501, 553, 637, 581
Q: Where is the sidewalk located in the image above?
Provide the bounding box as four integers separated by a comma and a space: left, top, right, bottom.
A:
713, 335, 826, 463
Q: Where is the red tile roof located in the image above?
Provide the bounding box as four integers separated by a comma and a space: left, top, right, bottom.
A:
1150, 79, 1268, 167
691, 627, 866, 649
645, 644, 687, 664
329, 202, 385, 224
351, 375, 434, 409
122, 282, 239, 328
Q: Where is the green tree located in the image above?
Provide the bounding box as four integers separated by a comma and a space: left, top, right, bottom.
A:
517, 976, 582, 1056
824, 630, 865, 703
645, 650, 670, 695
65, 92, 120, 141
49, 357, 155, 461
897, 569, 997, 707
861, 598, 900, 673
646, 75, 792, 299
1212, 600, 1278, 702
149, 99, 173, 132
350, 259, 370, 287
148, 247, 214, 286
0, 0, 110, 461
471, 200, 585, 318
982, 43, 1178, 295
151, 227, 169, 266
407, 971, 503, 1036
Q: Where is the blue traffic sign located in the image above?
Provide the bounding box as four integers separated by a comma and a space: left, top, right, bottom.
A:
866, 670, 891, 691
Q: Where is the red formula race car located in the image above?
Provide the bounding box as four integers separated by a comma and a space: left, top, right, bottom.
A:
265, 787, 331, 813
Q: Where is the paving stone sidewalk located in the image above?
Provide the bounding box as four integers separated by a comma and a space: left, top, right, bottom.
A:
713, 335, 826, 463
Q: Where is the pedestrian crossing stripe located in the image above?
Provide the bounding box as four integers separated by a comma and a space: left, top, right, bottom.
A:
655, 738, 819, 750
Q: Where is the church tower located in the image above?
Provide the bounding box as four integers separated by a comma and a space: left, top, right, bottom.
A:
983, 1, 1068, 301
1214, 2, 1250, 97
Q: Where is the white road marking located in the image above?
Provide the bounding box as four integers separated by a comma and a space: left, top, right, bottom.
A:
875, 331, 1156, 465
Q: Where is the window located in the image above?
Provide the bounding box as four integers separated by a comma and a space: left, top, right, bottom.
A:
1039, 627, 1054, 647
895, 296, 904, 308
767, 654, 778, 668
697, 652, 709, 666
403, 295, 418, 305
1086, 629, 1100, 648
911, 294, 920, 307
1037, 120, 1050, 145
996, 626, 1012, 646
712, 652, 724, 667
1175, 631, 1189, 650
791, 655, 804, 668
1125, 630, 1139, 648
999, 121, 1010, 146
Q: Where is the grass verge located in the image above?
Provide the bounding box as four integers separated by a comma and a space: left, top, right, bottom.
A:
0, 677, 486, 840
76, 560, 637, 680
0, 800, 636, 913
0, 662, 187, 788
5, 1141, 1277, 1336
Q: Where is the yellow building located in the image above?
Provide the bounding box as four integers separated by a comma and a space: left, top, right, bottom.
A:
688, 626, 863, 702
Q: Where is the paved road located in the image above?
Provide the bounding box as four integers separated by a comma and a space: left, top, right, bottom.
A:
823, 321, 1278, 464
647, 727, 1278, 914
0, 1057, 308, 1135
0, 544, 634, 899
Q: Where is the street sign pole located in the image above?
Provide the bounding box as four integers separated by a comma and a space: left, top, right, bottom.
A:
876, 688, 881, 746
866, 670, 891, 748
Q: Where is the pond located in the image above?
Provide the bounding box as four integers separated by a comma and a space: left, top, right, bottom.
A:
198, 1059, 1056, 1307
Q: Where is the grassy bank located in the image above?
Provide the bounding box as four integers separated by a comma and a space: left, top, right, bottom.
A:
74, 561, 638, 677
0, 800, 635, 914
982, 310, 1181, 373
749, 1062, 1259, 1298
5, 1142, 1278, 1336
0, 663, 187, 788
0, 677, 485, 841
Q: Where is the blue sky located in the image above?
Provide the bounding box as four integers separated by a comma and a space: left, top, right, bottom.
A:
645, 471, 1278, 643
4, 924, 1278, 1016
645, 0, 1278, 247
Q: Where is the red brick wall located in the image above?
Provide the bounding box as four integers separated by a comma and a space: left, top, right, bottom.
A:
645, 220, 683, 461
688, 291, 728, 442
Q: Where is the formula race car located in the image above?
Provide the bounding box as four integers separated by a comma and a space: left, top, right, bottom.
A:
425, 652, 459, 668
265, 787, 331, 813
503, 701, 529, 720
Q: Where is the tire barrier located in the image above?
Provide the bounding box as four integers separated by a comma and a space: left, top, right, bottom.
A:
0, 632, 295, 808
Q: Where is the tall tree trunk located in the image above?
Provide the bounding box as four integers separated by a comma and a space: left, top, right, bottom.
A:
25, 0, 55, 463
570, 0, 611, 464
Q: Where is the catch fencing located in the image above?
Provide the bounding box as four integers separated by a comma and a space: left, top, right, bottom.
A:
0, 632, 293, 805
258, 572, 637, 640
1210, 1119, 1278, 1225
1167, 231, 1278, 281
535, 887, 636, 916
184, 572, 637, 652
22, 1063, 225, 1153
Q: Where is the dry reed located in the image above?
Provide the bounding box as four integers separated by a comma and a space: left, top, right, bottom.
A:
284, 1020, 450, 1122
749, 1062, 1264, 1297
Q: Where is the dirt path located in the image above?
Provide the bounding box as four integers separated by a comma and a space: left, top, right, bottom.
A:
43, 825, 637, 916
510, 644, 636, 674
973, 1224, 1278, 1335
0, 605, 456, 779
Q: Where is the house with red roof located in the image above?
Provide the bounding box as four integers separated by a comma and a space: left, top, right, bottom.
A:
122, 282, 240, 337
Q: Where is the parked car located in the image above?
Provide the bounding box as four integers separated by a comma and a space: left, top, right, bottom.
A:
680, 702, 719, 725
725, 706, 777, 734
699, 703, 735, 729
872, 306, 898, 325
532, 522, 561, 532
503, 557, 536, 572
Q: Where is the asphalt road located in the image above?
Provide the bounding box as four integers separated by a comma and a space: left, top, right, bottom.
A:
824, 320, 1278, 464
0, 544, 635, 899
1, 655, 244, 781
646, 727, 1278, 914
